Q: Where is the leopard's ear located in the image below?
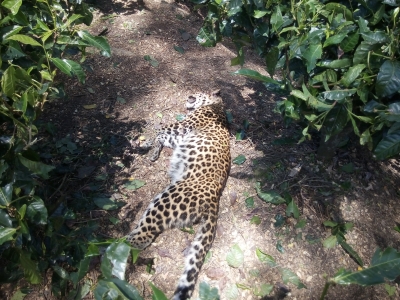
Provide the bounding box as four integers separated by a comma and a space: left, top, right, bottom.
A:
211, 90, 221, 97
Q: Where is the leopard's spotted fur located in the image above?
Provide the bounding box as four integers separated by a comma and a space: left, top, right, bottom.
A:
127, 90, 230, 299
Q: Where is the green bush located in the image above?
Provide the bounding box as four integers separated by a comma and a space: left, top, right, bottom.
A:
0, 0, 112, 295
195, 0, 400, 160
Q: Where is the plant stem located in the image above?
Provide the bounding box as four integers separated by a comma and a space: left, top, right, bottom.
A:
320, 281, 331, 300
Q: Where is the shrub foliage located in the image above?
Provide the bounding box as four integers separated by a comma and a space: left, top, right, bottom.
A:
195, 0, 400, 160
0, 0, 113, 296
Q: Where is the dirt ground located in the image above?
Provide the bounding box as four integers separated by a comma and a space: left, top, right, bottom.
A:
22, 0, 400, 299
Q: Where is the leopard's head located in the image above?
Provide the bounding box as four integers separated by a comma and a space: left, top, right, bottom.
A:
186, 90, 222, 110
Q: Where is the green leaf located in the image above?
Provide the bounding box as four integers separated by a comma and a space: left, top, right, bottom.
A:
274, 214, 285, 228
1, 65, 16, 97
332, 247, 400, 285
18, 155, 55, 179
383, 103, 400, 122
255, 182, 285, 204
318, 59, 352, 69
225, 284, 239, 300
341, 163, 354, 173
93, 197, 123, 210
340, 32, 359, 52
149, 282, 168, 300
0, 183, 12, 206
109, 217, 120, 224
94, 278, 143, 300
1, 0, 22, 15
341, 64, 366, 87
14, 91, 29, 113
226, 244, 244, 268
373, 127, 400, 160
339, 240, 364, 267
353, 41, 380, 65
197, 26, 217, 47
1, 25, 23, 40
286, 199, 299, 219
39, 70, 52, 82
322, 89, 356, 102
18, 204, 27, 220
174, 45, 185, 54
244, 197, 254, 208
280, 268, 306, 289
104, 241, 130, 280
131, 248, 141, 264
323, 104, 349, 139
10, 288, 31, 300
20, 251, 42, 284
385, 284, 396, 296
124, 179, 146, 190
0, 226, 17, 245
198, 282, 219, 300
176, 114, 186, 121
231, 46, 244, 66
0, 209, 13, 227
250, 216, 261, 225
298, 84, 333, 111
323, 33, 347, 47
361, 31, 389, 44
313, 70, 337, 84
254, 10, 268, 18
323, 220, 338, 227
51, 58, 86, 84
52, 265, 69, 280
302, 43, 322, 72
26, 196, 48, 225
265, 46, 279, 77
227, 0, 242, 16
253, 283, 273, 297
256, 248, 276, 267
375, 60, 400, 98
77, 30, 111, 57
325, 3, 353, 21
36, 18, 50, 31
271, 6, 284, 31
87, 243, 100, 257
232, 154, 246, 165
117, 97, 126, 104
276, 240, 284, 253
233, 69, 280, 85
70, 257, 90, 286
6, 34, 41, 46
296, 219, 307, 228
143, 55, 159, 67
323, 235, 337, 248
291, 90, 307, 101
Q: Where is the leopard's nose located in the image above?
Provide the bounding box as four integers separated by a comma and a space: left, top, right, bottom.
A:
187, 96, 196, 104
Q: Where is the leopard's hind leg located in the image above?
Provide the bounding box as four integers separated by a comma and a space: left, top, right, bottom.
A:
126, 181, 219, 300
172, 212, 218, 300
126, 181, 203, 249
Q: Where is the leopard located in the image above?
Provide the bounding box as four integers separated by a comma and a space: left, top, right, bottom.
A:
127, 90, 230, 300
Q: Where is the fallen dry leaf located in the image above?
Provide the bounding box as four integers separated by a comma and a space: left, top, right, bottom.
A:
83, 104, 97, 109
205, 268, 225, 279
158, 248, 174, 259
289, 164, 302, 177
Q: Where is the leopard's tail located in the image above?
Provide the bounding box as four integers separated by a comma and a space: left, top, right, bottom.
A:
172, 213, 217, 300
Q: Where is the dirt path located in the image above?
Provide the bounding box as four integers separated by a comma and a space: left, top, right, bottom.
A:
39, 0, 400, 299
